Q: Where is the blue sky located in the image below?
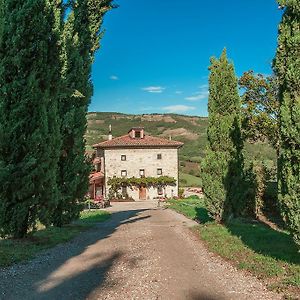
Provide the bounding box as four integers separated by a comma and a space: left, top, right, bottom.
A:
89, 0, 282, 116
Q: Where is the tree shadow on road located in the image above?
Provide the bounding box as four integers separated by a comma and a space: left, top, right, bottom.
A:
188, 291, 227, 300
0, 208, 151, 300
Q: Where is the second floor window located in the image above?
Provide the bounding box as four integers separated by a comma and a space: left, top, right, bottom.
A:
140, 169, 145, 177
157, 168, 162, 175
157, 154, 162, 159
121, 170, 127, 177
135, 131, 141, 138
121, 155, 126, 161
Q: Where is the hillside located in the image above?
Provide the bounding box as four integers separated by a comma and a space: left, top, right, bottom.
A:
86, 112, 276, 186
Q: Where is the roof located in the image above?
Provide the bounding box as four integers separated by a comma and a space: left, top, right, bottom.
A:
93, 134, 184, 149
128, 127, 144, 132
93, 157, 101, 164
89, 172, 104, 182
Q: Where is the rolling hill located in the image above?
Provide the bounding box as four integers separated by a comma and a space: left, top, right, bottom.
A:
86, 112, 276, 187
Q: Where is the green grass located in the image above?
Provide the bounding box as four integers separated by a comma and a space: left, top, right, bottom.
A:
168, 196, 211, 223
78, 210, 111, 225
0, 210, 110, 268
168, 197, 300, 297
179, 172, 202, 187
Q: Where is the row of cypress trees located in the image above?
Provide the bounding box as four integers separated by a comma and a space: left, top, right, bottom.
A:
202, 1, 299, 248
274, 0, 300, 247
0, 0, 113, 238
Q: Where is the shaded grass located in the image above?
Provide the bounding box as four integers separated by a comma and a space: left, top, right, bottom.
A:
168, 197, 300, 296
168, 196, 211, 223
0, 210, 110, 268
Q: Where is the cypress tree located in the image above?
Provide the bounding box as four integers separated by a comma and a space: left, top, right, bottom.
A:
0, 0, 61, 237
52, 0, 113, 226
201, 49, 244, 222
274, 1, 300, 246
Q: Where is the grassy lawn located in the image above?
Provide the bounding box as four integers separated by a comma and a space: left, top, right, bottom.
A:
168, 197, 300, 297
0, 210, 110, 268
179, 172, 202, 187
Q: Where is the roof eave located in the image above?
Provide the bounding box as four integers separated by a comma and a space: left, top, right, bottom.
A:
94, 144, 184, 150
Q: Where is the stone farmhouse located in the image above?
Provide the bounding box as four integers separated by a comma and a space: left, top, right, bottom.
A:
90, 127, 183, 201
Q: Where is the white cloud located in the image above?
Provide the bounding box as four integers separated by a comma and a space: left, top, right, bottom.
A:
142, 86, 165, 93
162, 105, 196, 113
185, 93, 208, 101
175, 91, 183, 94
110, 75, 119, 80
185, 86, 209, 101
199, 84, 208, 89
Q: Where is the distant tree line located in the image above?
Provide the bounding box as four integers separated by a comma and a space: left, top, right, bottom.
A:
0, 0, 114, 238
201, 0, 300, 248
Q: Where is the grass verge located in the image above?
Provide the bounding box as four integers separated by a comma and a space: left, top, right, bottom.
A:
168, 197, 300, 298
0, 210, 110, 268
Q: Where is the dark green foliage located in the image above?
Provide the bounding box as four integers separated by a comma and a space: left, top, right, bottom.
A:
52, 0, 113, 226
201, 49, 244, 222
273, 0, 300, 247
0, 0, 61, 237
243, 162, 267, 218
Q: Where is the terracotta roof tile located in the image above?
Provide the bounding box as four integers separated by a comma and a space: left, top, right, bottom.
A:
89, 172, 104, 182
93, 134, 183, 149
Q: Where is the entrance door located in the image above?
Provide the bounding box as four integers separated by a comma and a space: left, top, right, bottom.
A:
139, 187, 147, 200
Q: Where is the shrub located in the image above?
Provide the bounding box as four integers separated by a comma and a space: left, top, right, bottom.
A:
179, 188, 185, 198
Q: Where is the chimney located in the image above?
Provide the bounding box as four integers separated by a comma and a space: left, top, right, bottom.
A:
169, 135, 172, 141
108, 124, 113, 141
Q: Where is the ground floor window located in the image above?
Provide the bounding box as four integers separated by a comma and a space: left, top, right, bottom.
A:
157, 186, 163, 195
121, 186, 127, 197
121, 170, 127, 177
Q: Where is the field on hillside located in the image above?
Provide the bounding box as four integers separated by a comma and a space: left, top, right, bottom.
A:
86, 112, 276, 187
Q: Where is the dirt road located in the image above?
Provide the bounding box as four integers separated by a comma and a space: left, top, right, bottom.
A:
0, 201, 281, 300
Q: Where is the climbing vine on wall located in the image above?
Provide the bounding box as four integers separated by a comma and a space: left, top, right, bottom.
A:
107, 176, 176, 199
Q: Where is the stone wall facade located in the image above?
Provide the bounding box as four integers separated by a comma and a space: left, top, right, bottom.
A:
101, 147, 179, 200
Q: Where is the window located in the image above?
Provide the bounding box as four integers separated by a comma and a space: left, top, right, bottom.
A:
157, 186, 163, 195
157, 168, 162, 175
121, 186, 127, 197
121, 155, 126, 161
140, 169, 145, 177
121, 170, 127, 177
157, 154, 162, 160
135, 131, 141, 138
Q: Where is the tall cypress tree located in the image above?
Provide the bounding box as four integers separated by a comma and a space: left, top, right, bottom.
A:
52, 0, 113, 226
201, 49, 244, 222
0, 0, 61, 237
274, 1, 300, 247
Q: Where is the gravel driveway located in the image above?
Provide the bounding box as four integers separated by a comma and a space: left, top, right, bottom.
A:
0, 201, 281, 300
